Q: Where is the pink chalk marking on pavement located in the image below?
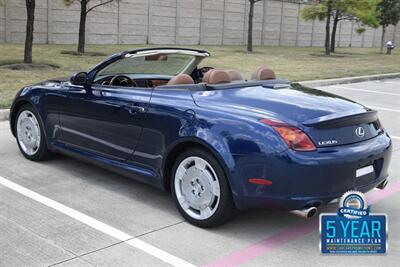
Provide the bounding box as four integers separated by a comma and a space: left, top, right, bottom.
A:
367, 181, 400, 203
204, 181, 400, 267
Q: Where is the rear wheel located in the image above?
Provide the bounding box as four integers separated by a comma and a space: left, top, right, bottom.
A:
15, 104, 51, 161
171, 148, 236, 227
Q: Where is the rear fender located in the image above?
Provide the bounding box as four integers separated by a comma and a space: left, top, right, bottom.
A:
168, 112, 288, 207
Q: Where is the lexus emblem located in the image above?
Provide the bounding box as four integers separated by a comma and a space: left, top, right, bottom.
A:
355, 127, 365, 138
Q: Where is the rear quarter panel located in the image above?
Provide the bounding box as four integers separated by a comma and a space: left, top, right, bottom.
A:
131, 88, 288, 199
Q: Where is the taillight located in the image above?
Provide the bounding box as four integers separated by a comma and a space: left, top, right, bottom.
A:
260, 118, 316, 152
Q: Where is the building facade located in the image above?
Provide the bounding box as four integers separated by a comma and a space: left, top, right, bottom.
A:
0, 0, 399, 47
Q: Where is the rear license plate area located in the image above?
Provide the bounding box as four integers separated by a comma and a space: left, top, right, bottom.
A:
355, 161, 378, 185
356, 165, 374, 178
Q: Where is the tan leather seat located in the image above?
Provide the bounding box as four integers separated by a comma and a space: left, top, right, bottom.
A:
251, 66, 276, 80
203, 69, 231, 84
227, 70, 243, 81
167, 74, 194, 85
202, 69, 213, 83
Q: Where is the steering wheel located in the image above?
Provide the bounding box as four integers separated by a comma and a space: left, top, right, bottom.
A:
110, 75, 137, 87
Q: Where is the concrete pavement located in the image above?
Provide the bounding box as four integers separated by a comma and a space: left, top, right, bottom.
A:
0, 79, 399, 266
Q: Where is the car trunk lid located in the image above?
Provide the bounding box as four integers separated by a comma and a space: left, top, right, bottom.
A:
302, 110, 380, 148
191, 82, 381, 148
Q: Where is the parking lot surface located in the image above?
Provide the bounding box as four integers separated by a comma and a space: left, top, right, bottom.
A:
0, 78, 399, 267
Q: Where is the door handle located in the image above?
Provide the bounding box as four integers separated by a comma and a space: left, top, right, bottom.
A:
125, 105, 146, 114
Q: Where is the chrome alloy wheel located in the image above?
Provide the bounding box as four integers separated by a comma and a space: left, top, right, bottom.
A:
17, 110, 41, 156
174, 156, 221, 220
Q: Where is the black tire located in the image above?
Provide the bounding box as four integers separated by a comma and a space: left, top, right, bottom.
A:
14, 104, 52, 161
171, 148, 236, 227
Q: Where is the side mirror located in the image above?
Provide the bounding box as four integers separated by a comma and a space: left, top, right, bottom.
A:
70, 72, 88, 86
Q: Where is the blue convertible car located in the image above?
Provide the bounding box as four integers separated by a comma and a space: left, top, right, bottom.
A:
10, 48, 392, 227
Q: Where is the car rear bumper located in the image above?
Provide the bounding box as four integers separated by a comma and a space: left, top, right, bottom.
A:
230, 133, 392, 210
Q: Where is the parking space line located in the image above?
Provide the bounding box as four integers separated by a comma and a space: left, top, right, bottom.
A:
391, 135, 400, 140
367, 106, 400, 113
382, 81, 400, 85
204, 181, 400, 267
0, 176, 195, 267
330, 85, 400, 96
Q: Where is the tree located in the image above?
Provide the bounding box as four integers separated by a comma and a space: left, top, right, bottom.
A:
377, 0, 400, 53
302, 0, 333, 55
25, 0, 35, 63
330, 0, 379, 53
302, 0, 380, 55
247, 0, 262, 52
64, 0, 118, 54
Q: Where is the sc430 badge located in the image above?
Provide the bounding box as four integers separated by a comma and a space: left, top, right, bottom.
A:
320, 191, 387, 254
318, 140, 338, 146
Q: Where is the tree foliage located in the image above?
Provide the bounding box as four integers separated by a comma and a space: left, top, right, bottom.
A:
302, 0, 379, 26
302, 0, 380, 54
302, 3, 328, 22
377, 0, 400, 27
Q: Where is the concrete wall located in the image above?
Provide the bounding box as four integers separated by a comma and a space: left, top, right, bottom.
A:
0, 4, 5, 42
0, 0, 398, 47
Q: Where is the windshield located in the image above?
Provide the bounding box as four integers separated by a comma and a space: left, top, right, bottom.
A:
96, 53, 195, 77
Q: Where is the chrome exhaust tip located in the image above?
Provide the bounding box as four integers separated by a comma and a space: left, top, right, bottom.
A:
376, 179, 388, 190
290, 206, 317, 218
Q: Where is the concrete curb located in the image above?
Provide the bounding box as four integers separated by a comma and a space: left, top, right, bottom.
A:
299, 72, 400, 87
0, 109, 10, 121
1, 72, 399, 122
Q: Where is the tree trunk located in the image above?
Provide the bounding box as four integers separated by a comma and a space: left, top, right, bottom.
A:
324, 1, 332, 56
330, 10, 339, 53
78, 0, 87, 54
24, 0, 35, 64
247, 0, 255, 52
380, 25, 386, 54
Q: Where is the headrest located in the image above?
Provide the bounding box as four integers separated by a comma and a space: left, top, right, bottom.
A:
203, 69, 231, 84
202, 69, 213, 83
251, 66, 276, 80
167, 74, 194, 85
227, 70, 243, 81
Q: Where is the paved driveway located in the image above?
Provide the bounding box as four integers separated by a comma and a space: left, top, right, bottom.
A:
0, 79, 399, 267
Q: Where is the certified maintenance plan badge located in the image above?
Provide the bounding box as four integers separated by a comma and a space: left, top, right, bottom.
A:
320, 191, 387, 254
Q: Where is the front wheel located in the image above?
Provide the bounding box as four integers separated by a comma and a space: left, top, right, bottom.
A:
171, 148, 236, 227
15, 104, 52, 161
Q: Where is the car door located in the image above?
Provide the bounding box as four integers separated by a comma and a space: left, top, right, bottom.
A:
58, 83, 151, 162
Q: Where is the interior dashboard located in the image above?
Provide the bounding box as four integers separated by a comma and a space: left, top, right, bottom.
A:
93, 67, 213, 88
94, 74, 172, 88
